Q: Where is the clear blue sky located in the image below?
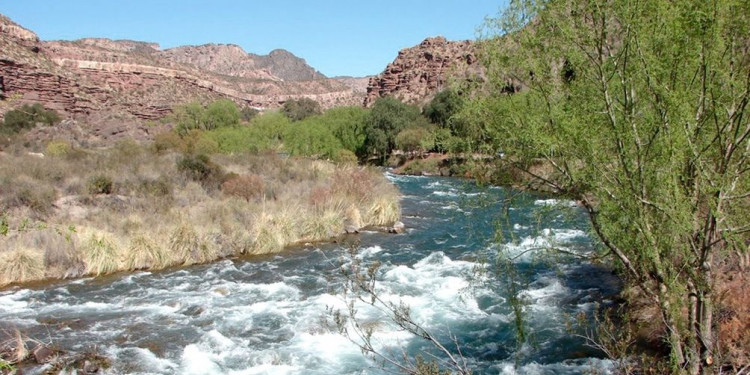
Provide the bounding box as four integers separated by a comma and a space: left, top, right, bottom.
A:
0, 1, 508, 77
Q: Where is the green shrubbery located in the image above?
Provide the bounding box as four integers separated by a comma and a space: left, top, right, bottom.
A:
162, 96, 477, 166
1, 103, 61, 133
172, 99, 241, 135
87, 175, 114, 195
281, 97, 321, 122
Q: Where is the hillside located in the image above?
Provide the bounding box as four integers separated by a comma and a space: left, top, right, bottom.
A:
364, 36, 482, 107
0, 13, 363, 128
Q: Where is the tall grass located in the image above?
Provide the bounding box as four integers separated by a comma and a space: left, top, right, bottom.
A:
0, 142, 400, 287
0, 248, 44, 285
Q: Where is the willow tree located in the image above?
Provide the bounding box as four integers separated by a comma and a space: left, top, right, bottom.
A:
477, 0, 749, 373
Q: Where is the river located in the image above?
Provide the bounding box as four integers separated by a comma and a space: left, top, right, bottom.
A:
0, 174, 621, 374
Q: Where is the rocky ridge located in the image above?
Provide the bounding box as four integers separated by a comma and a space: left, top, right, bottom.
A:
364, 36, 482, 107
0, 14, 362, 127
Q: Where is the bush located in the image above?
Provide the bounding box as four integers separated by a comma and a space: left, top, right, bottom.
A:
281, 98, 321, 122
88, 175, 113, 195
45, 140, 73, 157
332, 149, 358, 165
172, 99, 240, 134
138, 177, 172, 197
221, 174, 265, 201
241, 107, 260, 122
176, 154, 225, 189
152, 131, 184, 153
1, 103, 61, 133
203, 99, 240, 130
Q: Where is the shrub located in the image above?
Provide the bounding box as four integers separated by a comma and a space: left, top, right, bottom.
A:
176, 154, 225, 189
322, 106, 368, 153
152, 131, 184, 153
45, 140, 73, 157
221, 174, 264, 201
395, 126, 435, 156
168, 224, 216, 265
125, 236, 169, 270
15, 185, 56, 216
1, 103, 61, 133
203, 99, 240, 130
138, 177, 172, 197
241, 107, 260, 122
283, 119, 343, 159
88, 175, 113, 195
332, 149, 358, 165
281, 98, 321, 122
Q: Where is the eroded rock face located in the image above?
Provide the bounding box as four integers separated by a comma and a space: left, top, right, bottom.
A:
364, 36, 482, 107
0, 13, 363, 129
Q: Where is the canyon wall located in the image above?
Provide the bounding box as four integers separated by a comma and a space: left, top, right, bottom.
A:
364, 36, 482, 107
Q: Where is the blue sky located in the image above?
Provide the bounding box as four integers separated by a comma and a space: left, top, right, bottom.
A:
1, 1, 508, 77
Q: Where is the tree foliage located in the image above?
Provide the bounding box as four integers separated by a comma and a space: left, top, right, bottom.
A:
281, 97, 322, 122
478, 0, 750, 373
361, 97, 425, 162
173, 99, 241, 135
423, 89, 464, 128
1, 103, 61, 133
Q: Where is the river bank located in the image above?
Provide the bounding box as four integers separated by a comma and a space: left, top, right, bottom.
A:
0, 141, 401, 289
0, 174, 621, 374
392, 153, 750, 372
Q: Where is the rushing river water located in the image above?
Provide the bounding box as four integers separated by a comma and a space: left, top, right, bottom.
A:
0, 174, 621, 374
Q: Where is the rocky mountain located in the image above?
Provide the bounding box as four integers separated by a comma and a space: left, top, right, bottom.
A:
251, 49, 327, 81
158, 44, 326, 82
364, 36, 482, 107
0, 14, 363, 131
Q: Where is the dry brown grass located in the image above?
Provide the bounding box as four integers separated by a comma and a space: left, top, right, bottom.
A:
0, 248, 44, 285
0, 142, 401, 287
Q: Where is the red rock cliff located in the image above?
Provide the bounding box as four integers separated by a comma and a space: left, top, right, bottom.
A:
364, 36, 481, 107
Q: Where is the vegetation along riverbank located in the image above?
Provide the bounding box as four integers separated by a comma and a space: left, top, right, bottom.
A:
0, 102, 401, 288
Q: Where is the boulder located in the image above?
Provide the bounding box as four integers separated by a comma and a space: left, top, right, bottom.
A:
389, 221, 406, 234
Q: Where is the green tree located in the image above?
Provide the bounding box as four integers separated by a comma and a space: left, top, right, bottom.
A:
240, 106, 260, 122
281, 97, 321, 122
202, 99, 240, 130
283, 119, 343, 159
395, 127, 435, 157
423, 89, 464, 128
479, 0, 750, 374
172, 101, 204, 135
317, 106, 368, 153
361, 97, 423, 162
172, 100, 240, 135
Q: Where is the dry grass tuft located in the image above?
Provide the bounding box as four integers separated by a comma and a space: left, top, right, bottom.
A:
367, 195, 401, 226
125, 236, 169, 270
79, 229, 122, 276
0, 248, 45, 285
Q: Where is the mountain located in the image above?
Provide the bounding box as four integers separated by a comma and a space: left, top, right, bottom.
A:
364, 36, 482, 107
158, 44, 326, 82
0, 13, 363, 129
